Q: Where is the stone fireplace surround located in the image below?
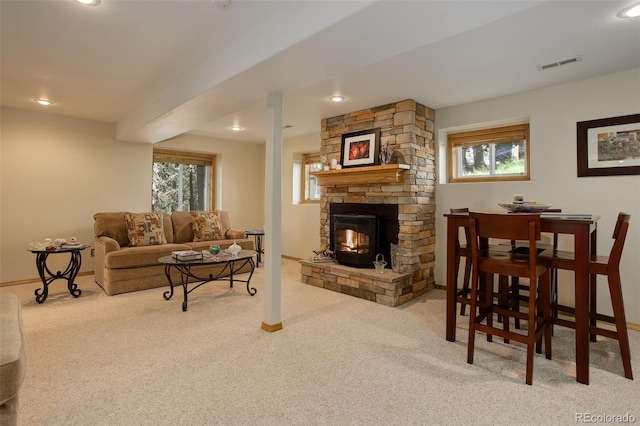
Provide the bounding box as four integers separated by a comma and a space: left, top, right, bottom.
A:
299, 99, 436, 307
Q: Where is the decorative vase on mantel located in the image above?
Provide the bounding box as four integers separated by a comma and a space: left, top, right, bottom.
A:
379, 141, 393, 164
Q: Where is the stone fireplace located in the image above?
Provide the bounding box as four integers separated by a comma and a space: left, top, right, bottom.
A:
299, 99, 436, 307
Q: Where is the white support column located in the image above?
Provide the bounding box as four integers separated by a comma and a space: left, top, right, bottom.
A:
262, 92, 283, 332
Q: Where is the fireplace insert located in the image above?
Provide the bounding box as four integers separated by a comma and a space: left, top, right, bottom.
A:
329, 203, 398, 270
333, 214, 378, 268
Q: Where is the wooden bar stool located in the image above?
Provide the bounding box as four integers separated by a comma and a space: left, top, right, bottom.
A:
467, 212, 553, 385
551, 212, 633, 380
450, 207, 513, 333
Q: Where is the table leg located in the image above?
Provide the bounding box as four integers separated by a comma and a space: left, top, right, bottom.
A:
574, 225, 590, 385
245, 258, 257, 296
446, 217, 458, 342
590, 225, 598, 343
254, 235, 263, 266
67, 251, 83, 298
33, 251, 83, 303
163, 265, 176, 301
34, 252, 50, 304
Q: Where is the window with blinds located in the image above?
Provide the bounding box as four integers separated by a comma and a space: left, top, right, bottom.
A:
152, 149, 216, 212
447, 123, 530, 182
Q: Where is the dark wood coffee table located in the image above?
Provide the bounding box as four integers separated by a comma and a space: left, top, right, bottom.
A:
158, 249, 257, 311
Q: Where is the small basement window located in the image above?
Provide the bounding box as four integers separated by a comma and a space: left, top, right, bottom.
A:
448, 123, 530, 183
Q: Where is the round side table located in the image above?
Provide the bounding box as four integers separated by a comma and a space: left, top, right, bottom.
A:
27, 245, 88, 303
244, 229, 264, 267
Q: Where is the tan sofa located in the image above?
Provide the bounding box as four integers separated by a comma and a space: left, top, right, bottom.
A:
0, 293, 26, 426
93, 211, 254, 295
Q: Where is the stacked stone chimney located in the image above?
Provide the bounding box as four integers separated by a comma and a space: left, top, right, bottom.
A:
301, 99, 436, 306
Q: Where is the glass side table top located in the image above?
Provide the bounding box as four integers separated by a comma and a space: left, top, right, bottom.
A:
28, 244, 90, 253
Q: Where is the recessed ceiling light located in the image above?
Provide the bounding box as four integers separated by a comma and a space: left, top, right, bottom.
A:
230, 126, 243, 131
329, 95, 345, 103
618, 3, 640, 18
76, 0, 101, 5
35, 99, 53, 106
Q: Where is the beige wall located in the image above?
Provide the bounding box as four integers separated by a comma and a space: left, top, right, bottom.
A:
156, 134, 265, 231
282, 133, 321, 260
434, 68, 640, 323
0, 107, 264, 283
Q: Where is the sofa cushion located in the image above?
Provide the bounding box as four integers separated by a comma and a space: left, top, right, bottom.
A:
162, 213, 174, 244
191, 211, 224, 241
171, 211, 194, 244
218, 210, 232, 236
94, 212, 130, 247
124, 212, 167, 246
105, 243, 190, 269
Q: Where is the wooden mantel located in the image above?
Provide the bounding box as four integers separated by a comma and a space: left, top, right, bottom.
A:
311, 164, 410, 186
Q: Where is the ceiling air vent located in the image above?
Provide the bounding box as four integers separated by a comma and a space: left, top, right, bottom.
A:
538, 55, 582, 71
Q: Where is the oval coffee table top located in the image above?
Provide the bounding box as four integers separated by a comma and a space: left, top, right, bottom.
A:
158, 249, 257, 265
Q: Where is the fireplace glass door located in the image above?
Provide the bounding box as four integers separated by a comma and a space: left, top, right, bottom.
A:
333, 214, 378, 268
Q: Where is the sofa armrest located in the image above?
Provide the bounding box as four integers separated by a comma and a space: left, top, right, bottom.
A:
95, 236, 121, 253
225, 229, 246, 240
94, 236, 121, 288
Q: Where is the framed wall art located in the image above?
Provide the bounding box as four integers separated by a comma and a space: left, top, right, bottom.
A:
577, 113, 640, 177
340, 128, 381, 168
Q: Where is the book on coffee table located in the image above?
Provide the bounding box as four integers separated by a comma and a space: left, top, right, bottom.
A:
172, 250, 203, 261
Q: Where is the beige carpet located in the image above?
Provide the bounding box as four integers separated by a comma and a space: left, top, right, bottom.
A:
2, 259, 639, 425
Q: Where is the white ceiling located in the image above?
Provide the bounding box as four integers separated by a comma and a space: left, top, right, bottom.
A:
2, 0, 639, 144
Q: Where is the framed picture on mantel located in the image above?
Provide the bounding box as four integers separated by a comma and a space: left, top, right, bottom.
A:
340, 128, 381, 168
577, 113, 640, 177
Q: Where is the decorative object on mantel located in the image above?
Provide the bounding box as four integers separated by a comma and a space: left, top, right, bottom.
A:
340, 128, 381, 168
379, 141, 393, 164
311, 247, 335, 263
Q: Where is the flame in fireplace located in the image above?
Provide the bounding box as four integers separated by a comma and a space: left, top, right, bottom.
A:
344, 230, 356, 251
336, 229, 369, 254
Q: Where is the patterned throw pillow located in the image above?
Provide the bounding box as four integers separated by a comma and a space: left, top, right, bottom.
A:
124, 212, 167, 246
191, 211, 224, 242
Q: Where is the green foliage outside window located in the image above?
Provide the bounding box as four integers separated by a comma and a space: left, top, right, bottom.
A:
152, 162, 206, 213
